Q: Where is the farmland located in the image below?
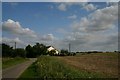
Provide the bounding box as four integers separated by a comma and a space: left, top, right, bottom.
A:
20, 56, 101, 79
19, 52, 118, 79
57, 52, 118, 78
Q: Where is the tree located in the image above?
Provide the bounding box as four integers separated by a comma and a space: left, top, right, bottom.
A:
25, 44, 35, 58
60, 49, 69, 56
26, 43, 48, 58
14, 48, 26, 58
49, 50, 56, 56
33, 43, 47, 56
73, 53, 76, 56
2, 43, 13, 57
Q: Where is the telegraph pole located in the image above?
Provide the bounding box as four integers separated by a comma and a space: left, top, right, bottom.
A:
15, 42, 16, 49
69, 43, 71, 53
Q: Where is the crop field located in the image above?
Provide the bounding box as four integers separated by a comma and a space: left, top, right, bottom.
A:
57, 52, 118, 78
19, 52, 119, 79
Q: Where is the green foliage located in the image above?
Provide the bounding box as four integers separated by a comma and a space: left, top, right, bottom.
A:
33, 43, 47, 56
25, 43, 48, 58
49, 50, 56, 56
19, 61, 38, 79
2, 43, 13, 57
2, 42, 76, 58
2, 57, 28, 69
2, 43, 26, 58
61, 49, 68, 53
14, 48, 26, 58
60, 49, 69, 56
2, 43, 48, 58
25, 45, 35, 58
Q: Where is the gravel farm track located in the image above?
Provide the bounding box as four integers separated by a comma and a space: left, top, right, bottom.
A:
2, 58, 37, 79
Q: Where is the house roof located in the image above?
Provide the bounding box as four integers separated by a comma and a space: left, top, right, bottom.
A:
46, 46, 51, 48
46, 46, 55, 48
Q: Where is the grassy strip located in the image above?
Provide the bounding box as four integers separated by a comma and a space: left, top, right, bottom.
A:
2, 57, 28, 69
18, 61, 38, 79
19, 56, 103, 79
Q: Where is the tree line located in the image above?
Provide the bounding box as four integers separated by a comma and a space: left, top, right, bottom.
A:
2, 43, 47, 58
2, 43, 76, 58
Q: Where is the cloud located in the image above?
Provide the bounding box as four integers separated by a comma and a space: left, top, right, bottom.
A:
57, 28, 68, 34
72, 5, 118, 32
57, 2, 96, 11
64, 32, 89, 44
68, 14, 77, 19
41, 34, 54, 41
2, 19, 37, 38
9, 2, 18, 6
2, 37, 23, 44
60, 4, 118, 51
106, 2, 118, 6
1, 37, 28, 48
3, 0, 119, 2
44, 0, 88, 2
60, 31, 118, 51
57, 2, 87, 11
87, 33, 118, 51
50, 5, 54, 9
83, 4, 96, 11
58, 3, 67, 11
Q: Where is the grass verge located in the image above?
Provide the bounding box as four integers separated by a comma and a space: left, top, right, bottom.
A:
2, 57, 28, 69
18, 61, 38, 79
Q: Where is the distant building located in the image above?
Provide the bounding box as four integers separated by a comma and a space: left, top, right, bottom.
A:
47, 46, 59, 55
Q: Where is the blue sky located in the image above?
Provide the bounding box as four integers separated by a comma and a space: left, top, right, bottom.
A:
2, 2, 118, 51
2, 2, 107, 38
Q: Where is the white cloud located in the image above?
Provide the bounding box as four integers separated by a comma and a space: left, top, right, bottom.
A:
1, 37, 28, 48
2, 19, 37, 38
9, 2, 18, 6
45, 0, 88, 2
41, 34, 54, 41
3, 0, 119, 2
50, 5, 54, 9
58, 3, 67, 11
2, 37, 23, 44
57, 28, 68, 34
60, 4, 118, 51
57, 2, 87, 11
68, 14, 77, 19
61, 31, 118, 51
57, 2, 97, 12
83, 4, 96, 11
72, 5, 118, 32
106, 2, 118, 6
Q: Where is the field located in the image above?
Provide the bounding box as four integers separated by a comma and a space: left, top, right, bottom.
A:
2, 57, 28, 69
19, 52, 119, 79
57, 52, 118, 78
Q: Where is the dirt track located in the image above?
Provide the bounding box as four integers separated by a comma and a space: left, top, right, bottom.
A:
2, 58, 37, 79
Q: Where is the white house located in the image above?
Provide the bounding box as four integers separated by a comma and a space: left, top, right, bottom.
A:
47, 46, 59, 55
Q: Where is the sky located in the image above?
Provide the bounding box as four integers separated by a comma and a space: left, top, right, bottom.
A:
1, 2, 118, 52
